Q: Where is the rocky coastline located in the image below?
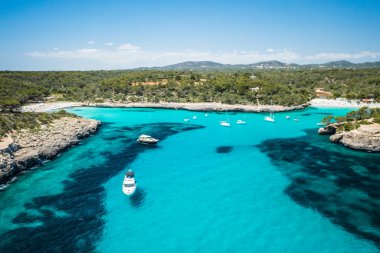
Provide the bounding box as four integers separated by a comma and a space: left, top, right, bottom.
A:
318, 123, 380, 152
0, 117, 101, 185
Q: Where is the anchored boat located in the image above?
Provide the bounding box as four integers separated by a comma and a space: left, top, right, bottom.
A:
264, 113, 275, 123
122, 170, 137, 196
137, 134, 159, 145
220, 121, 231, 127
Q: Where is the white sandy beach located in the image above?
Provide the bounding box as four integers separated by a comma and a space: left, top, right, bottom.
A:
21, 101, 307, 112
21, 102, 85, 112
20, 99, 379, 113
310, 98, 380, 108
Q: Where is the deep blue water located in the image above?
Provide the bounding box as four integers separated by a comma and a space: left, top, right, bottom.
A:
0, 107, 380, 252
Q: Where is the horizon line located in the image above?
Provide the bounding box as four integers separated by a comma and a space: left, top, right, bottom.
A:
1, 59, 380, 72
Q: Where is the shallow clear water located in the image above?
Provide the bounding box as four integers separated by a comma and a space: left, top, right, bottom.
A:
1, 107, 380, 252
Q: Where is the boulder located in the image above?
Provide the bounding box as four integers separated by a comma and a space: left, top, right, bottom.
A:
318, 125, 336, 135
329, 133, 343, 143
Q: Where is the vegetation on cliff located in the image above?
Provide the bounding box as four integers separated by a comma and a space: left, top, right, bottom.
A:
0, 110, 78, 137
322, 107, 380, 132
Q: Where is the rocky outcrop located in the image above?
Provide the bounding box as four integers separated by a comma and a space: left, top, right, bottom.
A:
329, 124, 380, 152
0, 117, 101, 184
317, 122, 346, 135
329, 133, 343, 143
319, 122, 380, 152
318, 125, 336, 135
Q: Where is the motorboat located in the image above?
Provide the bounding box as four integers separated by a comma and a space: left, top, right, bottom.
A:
294, 117, 300, 122
236, 120, 246, 124
193, 116, 197, 120
285, 115, 291, 119
137, 134, 159, 144
220, 121, 231, 127
205, 113, 208, 117
184, 118, 190, 122
316, 122, 326, 126
122, 170, 137, 196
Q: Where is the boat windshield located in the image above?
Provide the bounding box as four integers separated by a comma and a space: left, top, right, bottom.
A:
124, 183, 135, 187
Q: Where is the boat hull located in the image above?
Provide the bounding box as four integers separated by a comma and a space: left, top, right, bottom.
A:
137, 140, 159, 145
264, 117, 275, 123
122, 184, 137, 196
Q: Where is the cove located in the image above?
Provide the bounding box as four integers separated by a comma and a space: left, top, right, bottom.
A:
0, 106, 379, 253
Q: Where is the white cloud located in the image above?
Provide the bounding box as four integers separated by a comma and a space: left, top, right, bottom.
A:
305, 51, 380, 61
266, 48, 274, 53
118, 43, 140, 51
88, 40, 95, 45
26, 44, 380, 70
105, 42, 114, 46
28, 48, 100, 58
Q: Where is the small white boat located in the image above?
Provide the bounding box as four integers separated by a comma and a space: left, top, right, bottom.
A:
294, 117, 300, 122
205, 113, 208, 117
184, 118, 190, 122
122, 170, 137, 196
137, 134, 159, 144
220, 121, 231, 127
193, 116, 197, 120
316, 122, 325, 126
265, 100, 276, 123
264, 113, 275, 123
236, 120, 246, 124
285, 116, 290, 119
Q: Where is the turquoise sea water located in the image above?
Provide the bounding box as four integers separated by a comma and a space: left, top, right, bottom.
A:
1, 107, 380, 252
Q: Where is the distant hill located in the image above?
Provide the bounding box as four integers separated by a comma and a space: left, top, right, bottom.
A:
160, 61, 225, 70
140, 60, 380, 70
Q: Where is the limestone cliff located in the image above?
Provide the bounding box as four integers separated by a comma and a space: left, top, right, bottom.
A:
318, 123, 380, 152
0, 117, 100, 184
329, 124, 380, 152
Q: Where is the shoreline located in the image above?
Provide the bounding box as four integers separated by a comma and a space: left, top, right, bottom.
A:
0, 117, 101, 187
21, 99, 380, 113
22, 101, 310, 113
319, 123, 380, 152
86, 101, 310, 112
310, 98, 380, 108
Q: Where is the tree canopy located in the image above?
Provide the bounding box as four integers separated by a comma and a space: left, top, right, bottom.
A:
0, 68, 379, 109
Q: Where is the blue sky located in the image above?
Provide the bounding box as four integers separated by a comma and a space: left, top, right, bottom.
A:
1, 0, 380, 70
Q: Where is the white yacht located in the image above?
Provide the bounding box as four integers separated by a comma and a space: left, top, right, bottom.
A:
193, 116, 197, 120
220, 121, 231, 127
294, 117, 300, 122
236, 120, 246, 124
205, 113, 208, 117
184, 118, 190, 122
137, 134, 159, 144
122, 170, 137, 196
264, 113, 275, 123
285, 115, 290, 119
